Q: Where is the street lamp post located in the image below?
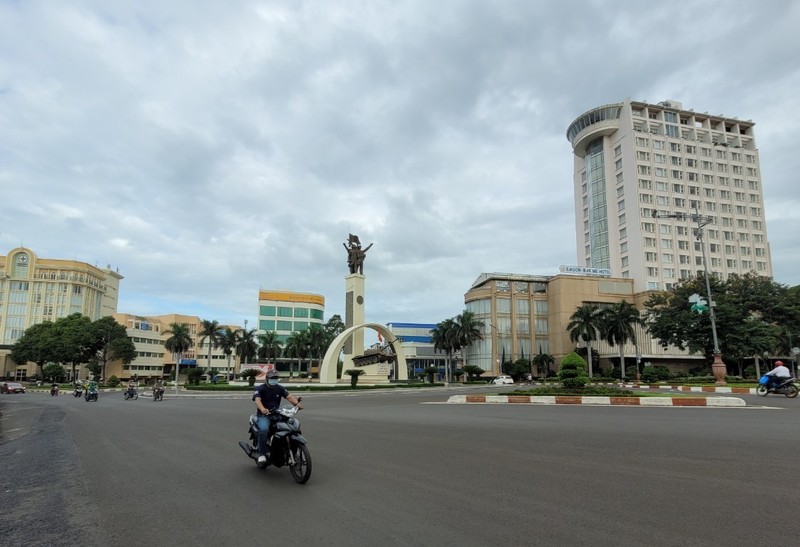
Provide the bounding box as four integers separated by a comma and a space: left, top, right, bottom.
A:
653, 207, 726, 385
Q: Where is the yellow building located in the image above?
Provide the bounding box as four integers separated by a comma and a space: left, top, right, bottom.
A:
257, 290, 325, 343
463, 272, 700, 377
108, 313, 242, 382
0, 247, 122, 380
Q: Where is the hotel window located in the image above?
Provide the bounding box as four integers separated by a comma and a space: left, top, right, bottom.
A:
702, 161, 713, 170
639, 179, 652, 189
647, 281, 660, 290
656, 195, 669, 206
716, 163, 728, 172
644, 237, 657, 247
646, 267, 659, 276
752, 220, 763, 230
654, 153, 666, 163
687, 172, 698, 181
726, 259, 737, 268
674, 198, 686, 208
678, 240, 690, 250
670, 156, 682, 166
662, 254, 674, 264
737, 219, 748, 228
615, 159, 623, 170
645, 252, 657, 262
664, 112, 678, 123
749, 194, 760, 203
659, 224, 671, 235
755, 248, 766, 257
277, 307, 293, 317
294, 308, 309, 318
721, 204, 732, 213
660, 239, 673, 249
730, 152, 741, 161
711, 258, 721, 267
672, 184, 684, 193
636, 151, 649, 161
277, 320, 293, 331
746, 154, 756, 163
716, 149, 727, 159
679, 254, 690, 264
618, 213, 626, 224
742, 260, 752, 270
750, 207, 761, 216
676, 226, 688, 236
655, 167, 667, 177
621, 256, 629, 267
615, 145, 622, 156
654, 140, 664, 149
685, 145, 696, 154
619, 227, 627, 239
663, 268, 675, 278
704, 188, 716, 197
666, 125, 679, 138
748, 180, 759, 190
735, 205, 747, 214
639, 165, 652, 175
640, 193, 653, 203
756, 261, 766, 271
747, 168, 757, 176
740, 247, 751, 256
701, 147, 711, 157
636, 137, 649, 146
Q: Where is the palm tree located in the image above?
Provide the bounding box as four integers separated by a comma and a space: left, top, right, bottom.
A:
198, 319, 223, 381
237, 328, 258, 371
431, 319, 459, 384
257, 331, 283, 363
218, 327, 240, 379
532, 350, 555, 379
304, 324, 328, 377
601, 301, 642, 381
285, 330, 309, 378
454, 310, 484, 372
164, 322, 193, 391
567, 304, 603, 378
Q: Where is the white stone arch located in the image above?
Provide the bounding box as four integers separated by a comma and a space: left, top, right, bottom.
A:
320, 323, 409, 384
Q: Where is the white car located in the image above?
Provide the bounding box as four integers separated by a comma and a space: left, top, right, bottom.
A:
492, 375, 514, 385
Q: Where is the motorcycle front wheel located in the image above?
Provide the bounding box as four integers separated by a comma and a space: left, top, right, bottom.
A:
756, 385, 768, 397
784, 384, 798, 398
289, 443, 312, 484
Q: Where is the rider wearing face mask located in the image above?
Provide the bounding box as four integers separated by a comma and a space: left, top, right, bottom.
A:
253, 370, 303, 465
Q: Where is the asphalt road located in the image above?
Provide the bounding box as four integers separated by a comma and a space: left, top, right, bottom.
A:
2, 387, 799, 547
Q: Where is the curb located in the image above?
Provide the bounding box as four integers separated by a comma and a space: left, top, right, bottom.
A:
618, 384, 756, 394
446, 395, 747, 407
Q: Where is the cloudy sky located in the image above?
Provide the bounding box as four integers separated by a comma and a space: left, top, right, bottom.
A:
1, 0, 798, 330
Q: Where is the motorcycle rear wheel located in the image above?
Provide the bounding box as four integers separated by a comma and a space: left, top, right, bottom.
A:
289, 443, 312, 484
756, 385, 768, 397
784, 384, 798, 398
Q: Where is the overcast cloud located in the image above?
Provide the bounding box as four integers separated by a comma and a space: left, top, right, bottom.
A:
1, 0, 798, 328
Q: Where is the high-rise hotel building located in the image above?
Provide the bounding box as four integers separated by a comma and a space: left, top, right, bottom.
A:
566, 99, 772, 292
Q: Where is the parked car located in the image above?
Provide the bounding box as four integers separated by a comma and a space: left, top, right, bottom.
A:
491, 375, 515, 385
1, 382, 27, 394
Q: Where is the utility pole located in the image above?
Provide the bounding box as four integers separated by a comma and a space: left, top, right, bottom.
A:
652, 207, 726, 385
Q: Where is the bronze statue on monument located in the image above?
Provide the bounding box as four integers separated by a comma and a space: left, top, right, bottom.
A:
343, 233, 372, 275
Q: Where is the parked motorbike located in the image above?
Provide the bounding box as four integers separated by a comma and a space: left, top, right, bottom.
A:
84, 386, 99, 402
153, 386, 164, 401
238, 399, 312, 484
123, 387, 138, 400
73, 385, 83, 398
50, 384, 59, 396
756, 376, 798, 398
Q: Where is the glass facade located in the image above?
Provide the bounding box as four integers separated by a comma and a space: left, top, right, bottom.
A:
586, 138, 610, 269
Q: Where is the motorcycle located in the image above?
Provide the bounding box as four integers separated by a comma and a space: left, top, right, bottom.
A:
123, 387, 138, 400
153, 386, 164, 401
238, 398, 312, 484
50, 384, 59, 396
73, 385, 84, 397
756, 376, 798, 398
84, 386, 99, 402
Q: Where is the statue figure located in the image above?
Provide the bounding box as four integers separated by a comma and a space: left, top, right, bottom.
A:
343, 233, 373, 275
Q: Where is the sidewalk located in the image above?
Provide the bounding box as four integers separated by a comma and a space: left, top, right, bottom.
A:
447, 394, 746, 406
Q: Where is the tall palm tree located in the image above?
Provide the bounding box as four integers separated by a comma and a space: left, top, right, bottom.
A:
601, 301, 642, 381
285, 330, 309, 378
198, 319, 223, 380
431, 319, 459, 384
164, 322, 193, 391
454, 310, 484, 371
257, 331, 283, 363
567, 304, 603, 378
218, 327, 240, 379
237, 328, 258, 371
304, 324, 328, 376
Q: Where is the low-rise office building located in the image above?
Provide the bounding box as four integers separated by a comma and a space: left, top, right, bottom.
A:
463, 272, 700, 377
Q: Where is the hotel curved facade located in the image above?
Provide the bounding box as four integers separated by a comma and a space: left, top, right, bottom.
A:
566, 99, 772, 293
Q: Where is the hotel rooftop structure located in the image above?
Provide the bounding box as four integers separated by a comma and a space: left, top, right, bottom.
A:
566, 99, 773, 293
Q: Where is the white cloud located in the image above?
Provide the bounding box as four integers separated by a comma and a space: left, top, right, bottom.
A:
1, 0, 798, 327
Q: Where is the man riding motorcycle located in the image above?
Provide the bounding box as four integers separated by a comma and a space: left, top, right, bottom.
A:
126, 379, 138, 399
253, 370, 303, 466
764, 360, 792, 391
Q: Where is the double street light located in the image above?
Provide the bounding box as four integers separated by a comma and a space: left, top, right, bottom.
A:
652, 207, 726, 385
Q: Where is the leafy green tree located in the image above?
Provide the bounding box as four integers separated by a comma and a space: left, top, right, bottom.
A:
559, 351, 588, 389
92, 316, 136, 381
43, 363, 67, 382
164, 322, 193, 386
600, 301, 642, 380
645, 273, 790, 370
257, 331, 283, 362
198, 319, 223, 380
567, 305, 603, 378
218, 327, 240, 378
50, 314, 97, 381
187, 368, 204, 385
10, 321, 59, 376
324, 314, 346, 341
503, 358, 530, 380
